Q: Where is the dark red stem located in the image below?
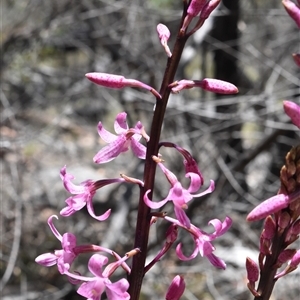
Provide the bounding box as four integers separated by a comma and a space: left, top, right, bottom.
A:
127, 13, 188, 300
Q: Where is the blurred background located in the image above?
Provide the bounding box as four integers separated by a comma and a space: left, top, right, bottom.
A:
1, 0, 300, 299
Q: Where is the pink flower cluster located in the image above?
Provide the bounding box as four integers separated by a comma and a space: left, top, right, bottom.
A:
35, 110, 233, 298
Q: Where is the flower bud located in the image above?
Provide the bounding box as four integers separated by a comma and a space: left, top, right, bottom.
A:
282, 0, 300, 28
157, 23, 172, 57
278, 211, 291, 230
165, 275, 185, 300
276, 249, 297, 267
200, 0, 221, 20
246, 257, 259, 282
283, 101, 300, 128
293, 53, 300, 67
247, 194, 289, 221
262, 216, 276, 239
85, 72, 161, 98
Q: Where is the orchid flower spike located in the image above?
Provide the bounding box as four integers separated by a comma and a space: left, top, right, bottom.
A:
86, 72, 161, 99
169, 78, 239, 94
94, 112, 149, 163
157, 23, 172, 57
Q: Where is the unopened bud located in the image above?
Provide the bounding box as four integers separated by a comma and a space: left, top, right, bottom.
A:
283, 101, 300, 128
293, 53, 300, 67
282, 0, 300, 28
165, 275, 185, 300
246, 257, 259, 282
157, 23, 172, 57
262, 216, 276, 239
85, 72, 162, 98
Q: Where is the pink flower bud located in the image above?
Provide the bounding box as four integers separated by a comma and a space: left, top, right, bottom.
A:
85, 72, 161, 98
169, 78, 238, 94
278, 211, 291, 230
181, 0, 208, 32
165, 275, 185, 300
195, 78, 239, 94
282, 0, 300, 28
277, 249, 297, 267
200, 0, 221, 20
262, 216, 276, 239
293, 53, 300, 67
157, 23, 172, 57
290, 249, 300, 268
166, 224, 178, 244
188, 0, 208, 17
247, 194, 289, 221
246, 257, 259, 282
283, 100, 300, 128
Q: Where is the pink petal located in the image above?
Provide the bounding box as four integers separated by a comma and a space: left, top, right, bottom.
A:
88, 254, 108, 277
106, 278, 130, 300
143, 190, 169, 209
60, 205, 76, 217
62, 233, 77, 251
186, 172, 202, 193
77, 280, 106, 300
64, 195, 87, 211
47, 215, 62, 241
114, 112, 128, 134
192, 180, 215, 197
97, 122, 118, 143
130, 138, 147, 159
93, 135, 127, 163
206, 253, 226, 269
174, 206, 191, 228
175, 243, 198, 261
86, 199, 111, 221
35, 253, 57, 267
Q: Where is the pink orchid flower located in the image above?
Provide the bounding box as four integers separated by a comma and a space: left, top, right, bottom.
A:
169, 216, 232, 269
144, 157, 215, 228
35, 215, 112, 274
63, 253, 130, 300
60, 166, 125, 220
94, 112, 149, 164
